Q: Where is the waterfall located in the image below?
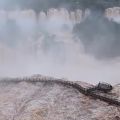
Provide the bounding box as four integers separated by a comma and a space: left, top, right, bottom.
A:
105, 7, 120, 23
0, 8, 120, 84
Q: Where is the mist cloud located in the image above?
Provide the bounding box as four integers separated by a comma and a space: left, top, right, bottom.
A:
0, 7, 120, 85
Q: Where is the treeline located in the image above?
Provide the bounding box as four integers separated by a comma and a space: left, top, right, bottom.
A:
1, 0, 120, 12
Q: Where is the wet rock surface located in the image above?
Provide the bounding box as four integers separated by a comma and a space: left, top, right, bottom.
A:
0, 80, 120, 120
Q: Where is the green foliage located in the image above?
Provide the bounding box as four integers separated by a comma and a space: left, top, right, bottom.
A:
1, 0, 120, 11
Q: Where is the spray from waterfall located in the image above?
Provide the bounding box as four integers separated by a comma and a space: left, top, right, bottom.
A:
0, 7, 120, 84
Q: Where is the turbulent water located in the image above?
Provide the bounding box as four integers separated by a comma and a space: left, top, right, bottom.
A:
0, 80, 120, 120
0, 7, 120, 84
